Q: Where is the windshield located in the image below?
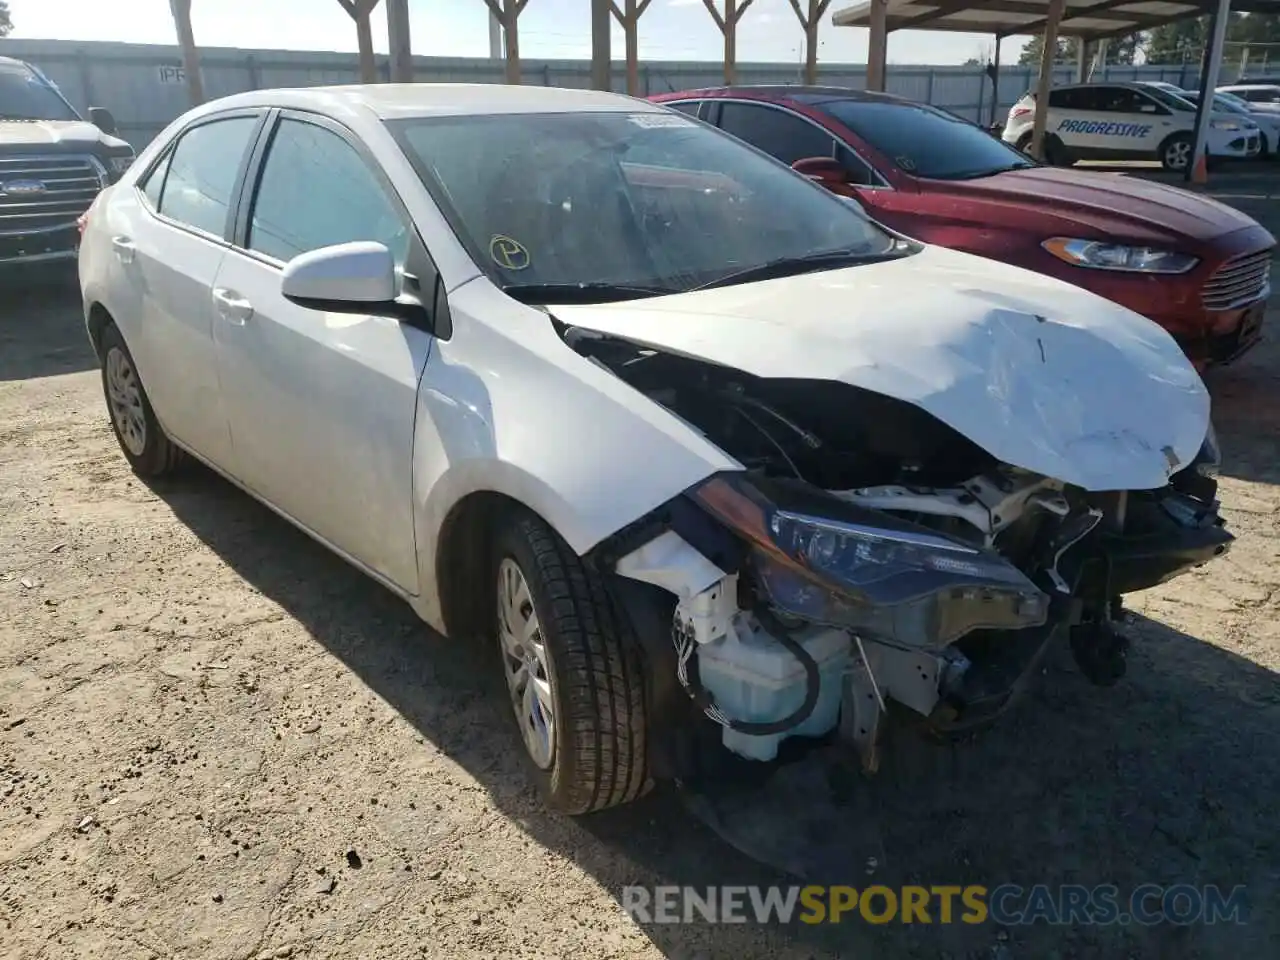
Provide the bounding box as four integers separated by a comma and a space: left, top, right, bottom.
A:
817, 99, 1033, 180
0, 61, 79, 122
391, 111, 898, 296
1141, 86, 1196, 113
1212, 92, 1250, 114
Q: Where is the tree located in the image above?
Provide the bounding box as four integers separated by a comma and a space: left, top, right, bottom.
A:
1141, 12, 1279, 66
1019, 32, 1141, 67
0, 2, 12, 37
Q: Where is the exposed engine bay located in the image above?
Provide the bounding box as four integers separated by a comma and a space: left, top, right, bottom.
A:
566, 325, 1234, 776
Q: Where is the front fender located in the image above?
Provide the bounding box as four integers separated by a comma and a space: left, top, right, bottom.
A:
408, 280, 740, 633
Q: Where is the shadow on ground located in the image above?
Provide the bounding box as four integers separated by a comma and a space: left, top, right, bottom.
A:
0, 265, 94, 382
155, 466, 1280, 959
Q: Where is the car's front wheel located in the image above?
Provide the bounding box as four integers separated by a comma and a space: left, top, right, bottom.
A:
492, 511, 650, 814
1160, 133, 1194, 172
99, 323, 183, 477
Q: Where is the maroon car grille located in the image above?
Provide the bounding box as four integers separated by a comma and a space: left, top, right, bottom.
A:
1201, 249, 1272, 312
0, 155, 105, 237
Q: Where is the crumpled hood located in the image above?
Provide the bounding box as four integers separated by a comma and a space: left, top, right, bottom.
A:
0, 119, 108, 148
552, 245, 1210, 492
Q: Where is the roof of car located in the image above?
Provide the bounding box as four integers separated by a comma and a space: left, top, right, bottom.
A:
1219, 83, 1280, 90
201, 83, 661, 119
660, 85, 911, 106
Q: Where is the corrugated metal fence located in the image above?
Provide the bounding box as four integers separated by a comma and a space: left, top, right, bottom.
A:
1, 37, 1207, 150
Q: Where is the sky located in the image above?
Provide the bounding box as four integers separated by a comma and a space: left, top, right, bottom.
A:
5, 0, 1035, 66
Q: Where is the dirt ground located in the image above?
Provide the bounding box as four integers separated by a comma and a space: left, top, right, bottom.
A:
2, 176, 1279, 959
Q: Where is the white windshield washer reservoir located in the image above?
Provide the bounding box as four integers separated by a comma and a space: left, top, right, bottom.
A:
697, 619, 853, 762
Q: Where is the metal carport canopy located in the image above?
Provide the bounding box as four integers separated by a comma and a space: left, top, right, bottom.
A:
831, 0, 1276, 39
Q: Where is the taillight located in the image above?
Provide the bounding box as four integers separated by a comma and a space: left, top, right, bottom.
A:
1011, 106, 1032, 119
77, 211, 89, 240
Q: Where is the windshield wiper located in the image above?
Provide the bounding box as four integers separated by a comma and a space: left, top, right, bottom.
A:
500, 281, 678, 304
691, 244, 911, 292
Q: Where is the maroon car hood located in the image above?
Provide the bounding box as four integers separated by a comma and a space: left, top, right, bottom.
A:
932, 166, 1255, 243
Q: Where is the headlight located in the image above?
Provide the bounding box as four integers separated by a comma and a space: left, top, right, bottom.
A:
1042, 238, 1198, 274
109, 154, 134, 176
1211, 119, 1241, 131
690, 474, 1049, 650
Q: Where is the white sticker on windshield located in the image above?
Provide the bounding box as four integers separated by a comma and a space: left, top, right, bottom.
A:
628, 113, 696, 129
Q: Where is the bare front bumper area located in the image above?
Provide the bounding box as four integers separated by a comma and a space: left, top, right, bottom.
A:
0, 225, 80, 267
598, 466, 1232, 783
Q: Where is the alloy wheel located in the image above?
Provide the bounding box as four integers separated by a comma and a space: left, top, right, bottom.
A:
105, 347, 147, 456
1166, 140, 1192, 170
497, 557, 556, 770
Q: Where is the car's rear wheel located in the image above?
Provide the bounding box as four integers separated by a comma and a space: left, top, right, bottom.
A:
99, 323, 183, 477
492, 510, 650, 814
1160, 133, 1194, 172
1044, 135, 1075, 167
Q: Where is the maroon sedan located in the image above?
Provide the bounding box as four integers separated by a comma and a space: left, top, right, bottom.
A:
651, 86, 1274, 368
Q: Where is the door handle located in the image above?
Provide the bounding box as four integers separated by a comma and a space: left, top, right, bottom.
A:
212, 287, 255, 325
110, 236, 135, 264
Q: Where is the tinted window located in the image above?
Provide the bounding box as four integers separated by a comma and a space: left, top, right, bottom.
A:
1243, 87, 1280, 103
141, 149, 173, 209
718, 102, 837, 166
0, 60, 78, 122
1086, 87, 1159, 113
1049, 88, 1102, 110
667, 101, 701, 117
158, 117, 259, 236
819, 99, 1033, 181
394, 111, 894, 294
248, 118, 409, 264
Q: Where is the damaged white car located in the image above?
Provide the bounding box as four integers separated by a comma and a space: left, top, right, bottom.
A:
79, 85, 1232, 814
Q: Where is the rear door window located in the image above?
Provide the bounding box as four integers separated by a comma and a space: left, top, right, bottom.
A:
717, 101, 838, 166
157, 117, 260, 238
666, 100, 703, 119
1049, 88, 1103, 110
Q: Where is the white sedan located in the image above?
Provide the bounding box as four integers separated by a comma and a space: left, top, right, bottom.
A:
79, 84, 1231, 813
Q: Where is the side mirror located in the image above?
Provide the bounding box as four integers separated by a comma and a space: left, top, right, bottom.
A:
88, 107, 118, 136
791, 156, 851, 188
282, 241, 398, 311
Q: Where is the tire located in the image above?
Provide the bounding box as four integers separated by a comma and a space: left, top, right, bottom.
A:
1160, 133, 1194, 172
1015, 132, 1033, 156
1044, 136, 1075, 167
98, 323, 184, 477
492, 510, 650, 815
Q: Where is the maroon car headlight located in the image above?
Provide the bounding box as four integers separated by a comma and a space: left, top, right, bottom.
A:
1042, 238, 1198, 274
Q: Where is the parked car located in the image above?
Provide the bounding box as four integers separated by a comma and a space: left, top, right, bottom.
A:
1217, 83, 1280, 114
1004, 81, 1260, 170
1178, 88, 1280, 158
0, 54, 133, 269
81, 84, 1231, 814
650, 85, 1273, 367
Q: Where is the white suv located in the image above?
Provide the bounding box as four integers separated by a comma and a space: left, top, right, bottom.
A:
1003, 81, 1259, 171
1217, 84, 1280, 115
